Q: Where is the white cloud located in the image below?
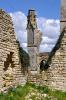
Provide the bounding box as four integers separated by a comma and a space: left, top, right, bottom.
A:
37, 17, 60, 52
10, 11, 60, 53
39, 44, 55, 52
37, 18, 60, 38
10, 12, 27, 43
41, 37, 57, 44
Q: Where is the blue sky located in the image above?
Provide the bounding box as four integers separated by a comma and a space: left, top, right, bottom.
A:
0, 0, 60, 19
0, 0, 60, 52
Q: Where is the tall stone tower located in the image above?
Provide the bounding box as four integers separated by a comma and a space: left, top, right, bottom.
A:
27, 10, 42, 72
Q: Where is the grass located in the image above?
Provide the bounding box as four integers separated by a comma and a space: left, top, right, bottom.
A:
0, 83, 66, 100
29, 83, 66, 100
0, 84, 31, 100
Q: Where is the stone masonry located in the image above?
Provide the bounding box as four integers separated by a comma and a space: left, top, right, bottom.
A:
45, 0, 66, 91
42, 0, 66, 91
27, 0, 66, 91
0, 9, 26, 92
27, 10, 42, 72
0, 0, 66, 92
38, 52, 49, 64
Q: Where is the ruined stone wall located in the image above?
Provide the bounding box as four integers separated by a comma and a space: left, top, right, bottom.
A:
0, 9, 26, 92
38, 53, 49, 63
28, 0, 66, 91
42, 0, 66, 91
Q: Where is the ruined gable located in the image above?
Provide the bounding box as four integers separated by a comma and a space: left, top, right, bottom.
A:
27, 1, 66, 91
42, 0, 66, 91
0, 9, 26, 92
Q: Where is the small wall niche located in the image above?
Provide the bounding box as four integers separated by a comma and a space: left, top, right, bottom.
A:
3, 52, 15, 71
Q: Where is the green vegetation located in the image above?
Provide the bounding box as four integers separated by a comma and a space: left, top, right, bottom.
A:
0, 84, 31, 100
16, 40, 30, 73
29, 83, 66, 100
0, 83, 66, 100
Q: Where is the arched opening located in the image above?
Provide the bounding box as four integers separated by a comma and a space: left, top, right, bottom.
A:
40, 59, 50, 72
40, 60, 46, 71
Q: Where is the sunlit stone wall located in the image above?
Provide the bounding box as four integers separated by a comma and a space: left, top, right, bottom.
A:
0, 9, 26, 92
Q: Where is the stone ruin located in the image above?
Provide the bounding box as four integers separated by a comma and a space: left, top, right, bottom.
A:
27, 0, 66, 91
27, 10, 42, 72
0, 9, 26, 92
0, 0, 66, 92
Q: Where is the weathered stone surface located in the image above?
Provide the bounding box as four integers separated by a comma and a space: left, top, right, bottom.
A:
27, 1, 66, 91
0, 9, 26, 92
27, 10, 42, 71
0, 1, 66, 92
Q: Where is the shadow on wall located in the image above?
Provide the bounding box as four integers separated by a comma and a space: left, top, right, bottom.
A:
16, 40, 30, 74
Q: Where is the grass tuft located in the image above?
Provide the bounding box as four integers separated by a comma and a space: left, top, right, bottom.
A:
0, 83, 66, 100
